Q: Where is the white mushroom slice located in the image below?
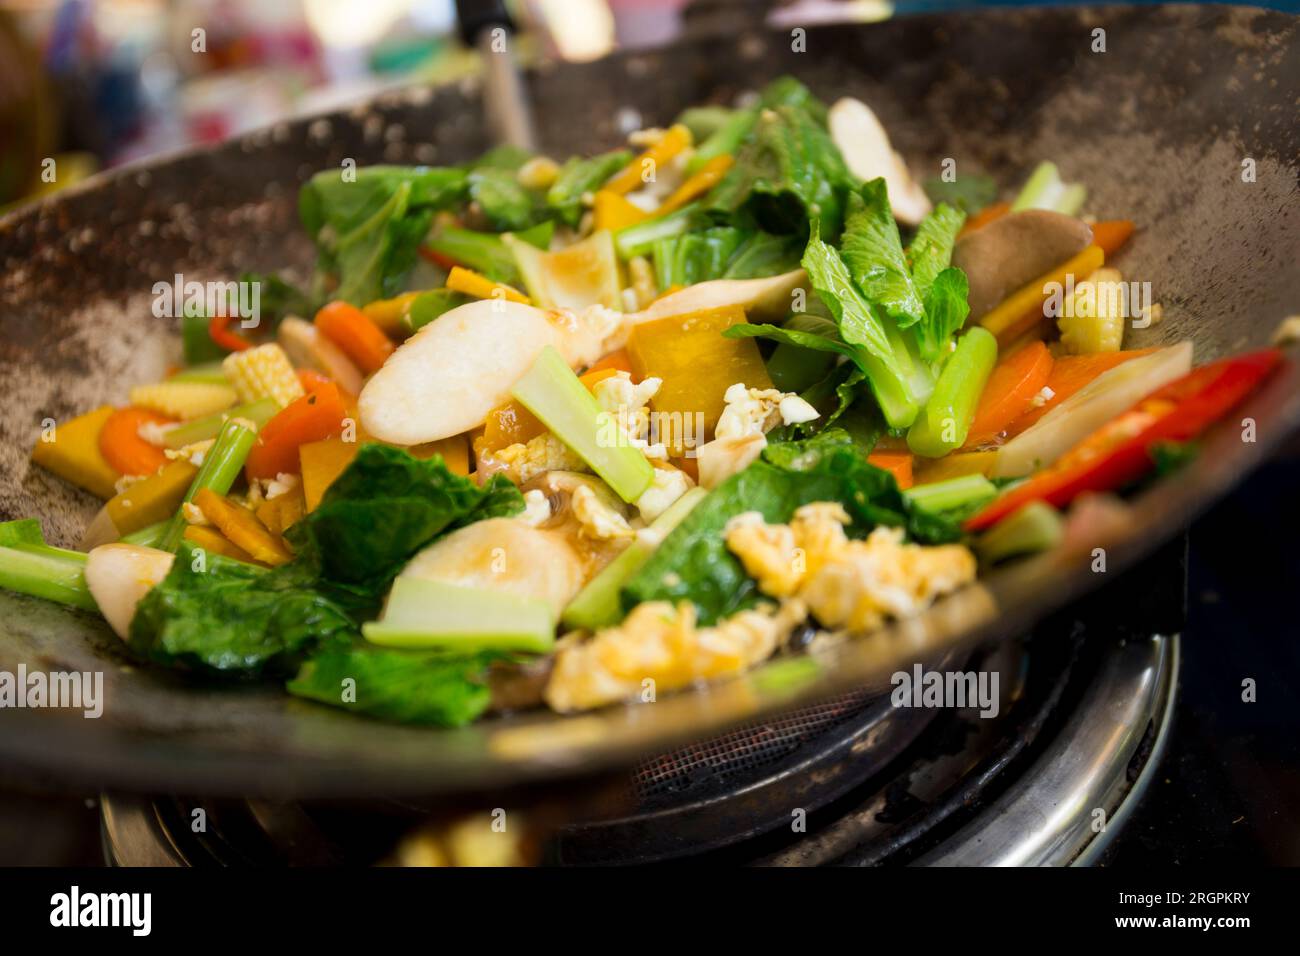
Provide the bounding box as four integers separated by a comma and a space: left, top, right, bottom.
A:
358, 299, 611, 445
399, 518, 586, 617
828, 97, 931, 225
277, 316, 365, 395
84, 544, 175, 640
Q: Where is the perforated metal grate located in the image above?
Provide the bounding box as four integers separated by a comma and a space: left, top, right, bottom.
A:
632, 689, 879, 803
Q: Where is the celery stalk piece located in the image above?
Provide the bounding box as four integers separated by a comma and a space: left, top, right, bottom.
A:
157, 420, 256, 552
0, 520, 96, 611
614, 205, 699, 259
120, 520, 168, 548
1010, 161, 1088, 215
161, 399, 278, 449
562, 486, 707, 631
974, 500, 1064, 564
688, 108, 757, 174
907, 327, 997, 458
511, 346, 655, 503
362, 577, 555, 654
904, 474, 997, 515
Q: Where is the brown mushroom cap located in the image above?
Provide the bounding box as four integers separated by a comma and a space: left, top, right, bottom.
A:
952, 210, 1094, 319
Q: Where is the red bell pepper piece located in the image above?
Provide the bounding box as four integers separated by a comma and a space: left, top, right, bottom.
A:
965, 348, 1282, 531
208, 314, 253, 352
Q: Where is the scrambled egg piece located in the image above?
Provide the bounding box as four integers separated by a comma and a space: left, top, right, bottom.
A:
495, 433, 589, 485
545, 599, 808, 713
696, 383, 820, 488
571, 483, 635, 540
635, 465, 694, 523
725, 502, 976, 633
592, 371, 667, 459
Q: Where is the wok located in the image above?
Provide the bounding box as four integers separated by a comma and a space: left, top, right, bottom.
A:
0, 4, 1296, 799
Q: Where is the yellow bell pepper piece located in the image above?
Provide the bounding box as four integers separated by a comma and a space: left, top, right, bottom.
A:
627, 304, 772, 457
299, 437, 360, 512
106, 460, 199, 535
656, 154, 734, 217
30, 405, 121, 500
980, 245, 1105, 343
409, 434, 470, 476
603, 124, 693, 196
363, 292, 423, 339
193, 487, 292, 566
593, 190, 648, 232
445, 266, 531, 305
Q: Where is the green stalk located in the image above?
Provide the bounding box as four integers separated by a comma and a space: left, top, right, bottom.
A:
614, 205, 699, 259
907, 327, 997, 457
162, 399, 277, 449
0, 545, 96, 611
120, 520, 168, 548
688, 107, 756, 173
904, 474, 997, 515
158, 420, 256, 552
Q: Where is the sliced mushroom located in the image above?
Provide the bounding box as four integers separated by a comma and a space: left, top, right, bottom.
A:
277, 316, 365, 396
952, 210, 1094, 319
828, 97, 931, 225
399, 517, 586, 618
84, 543, 175, 640
359, 299, 617, 445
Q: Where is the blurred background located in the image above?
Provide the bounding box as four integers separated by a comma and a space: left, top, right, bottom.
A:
5, 0, 1298, 214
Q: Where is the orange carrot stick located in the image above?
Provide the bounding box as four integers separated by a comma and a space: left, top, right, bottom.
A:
314, 301, 395, 375
1002, 347, 1159, 438
98, 407, 175, 476
868, 450, 914, 490
244, 381, 348, 479
963, 341, 1054, 448
585, 348, 634, 376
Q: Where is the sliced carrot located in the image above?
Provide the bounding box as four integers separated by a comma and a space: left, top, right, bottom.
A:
245, 381, 348, 480
193, 487, 292, 566
959, 201, 1010, 236
1090, 219, 1135, 257
209, 315, 253, 352
578, 367, 620, 390
98, 407, 175, 477
585, 348, 634, 375
314, 301, 395, 375
963, 341, 1054, 448
296, 368, 335, 395
1002, 347, 1159, 438
868, 450, 914, 490
445, 266, 531, 305
419, 246, 461, 271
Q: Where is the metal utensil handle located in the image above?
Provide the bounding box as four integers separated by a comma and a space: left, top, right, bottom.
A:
455, 0, 538, 150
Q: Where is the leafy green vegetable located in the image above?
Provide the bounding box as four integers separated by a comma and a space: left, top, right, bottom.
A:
129, 445, 524, 677
286, 444, 524, 609
287, 645, 497, 727
722, 231, 803, 279
0, 519, 96, 612
914, 267, 971, 364
467, 167, 539, 231
705, 103, 851, 237
299, 165, 468, 306
922, 174, 998, 214
546, 149, 631, 226
129, 549, 356, 675
622, 430, 959, 624
466, 144, 534, 172
840, 181, 925, 326
401, 289, 472, 333
423, 220, 554, 285
652, 227, 746, 289
906, 203, 966, 299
